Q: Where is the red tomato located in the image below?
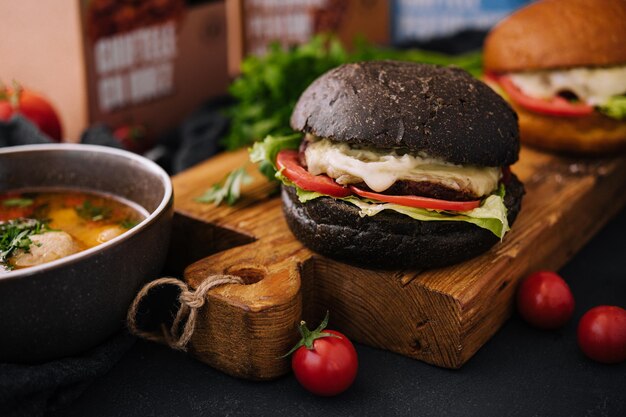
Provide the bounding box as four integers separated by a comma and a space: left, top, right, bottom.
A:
292, 329, 358, 396
287, 314, 358, 396
0, 101, 12, 120
496, 75, 594, 117
516, 271, 575, 329
577, 306, 626, 364
276, 150, 351, 198
0, 85, 63, 141
349, 185, 481, 211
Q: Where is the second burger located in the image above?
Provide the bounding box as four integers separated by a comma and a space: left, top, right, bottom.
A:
483, 0, 626, 154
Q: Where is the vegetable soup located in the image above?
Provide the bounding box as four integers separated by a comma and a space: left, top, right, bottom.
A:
0, 189, 147, 273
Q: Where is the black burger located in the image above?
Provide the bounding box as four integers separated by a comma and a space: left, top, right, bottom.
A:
252, 61, 525, 269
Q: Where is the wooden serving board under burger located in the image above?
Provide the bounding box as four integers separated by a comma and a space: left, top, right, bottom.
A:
160, 144, 626, 380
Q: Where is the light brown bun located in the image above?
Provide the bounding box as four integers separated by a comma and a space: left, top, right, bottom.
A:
484, 0, 626, 72
509, 101, 626, 154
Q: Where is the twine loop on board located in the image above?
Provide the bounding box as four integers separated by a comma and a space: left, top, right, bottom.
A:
127, 275, 243, 351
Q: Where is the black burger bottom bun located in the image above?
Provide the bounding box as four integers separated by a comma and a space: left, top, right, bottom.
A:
281, 175, 525, 270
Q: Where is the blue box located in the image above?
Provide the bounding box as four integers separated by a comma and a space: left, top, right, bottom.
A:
391, 0, 532, 43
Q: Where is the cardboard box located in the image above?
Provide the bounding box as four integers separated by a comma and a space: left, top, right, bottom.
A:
225, 0, 390, 76
0, 0, 230, 143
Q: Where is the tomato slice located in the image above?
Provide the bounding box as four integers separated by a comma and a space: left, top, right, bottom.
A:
276, 150, 351, 198
276, 149, 484, 210
496, 75, 594, 117
349, 185, 481, 211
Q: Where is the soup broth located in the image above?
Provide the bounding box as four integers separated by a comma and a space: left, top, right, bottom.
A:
0, 189, 147, 273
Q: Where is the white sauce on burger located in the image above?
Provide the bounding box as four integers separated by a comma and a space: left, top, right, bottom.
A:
304, 138, 501, 197
508, 65, 626, 106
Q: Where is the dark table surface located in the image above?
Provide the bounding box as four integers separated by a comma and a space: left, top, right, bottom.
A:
51, 208, 626, 417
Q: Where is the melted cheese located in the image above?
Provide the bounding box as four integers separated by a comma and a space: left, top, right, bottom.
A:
304, 139, 500, 197
509, 66, 626, 106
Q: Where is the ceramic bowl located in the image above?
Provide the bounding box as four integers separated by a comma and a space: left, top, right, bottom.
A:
0, 144, 173, 363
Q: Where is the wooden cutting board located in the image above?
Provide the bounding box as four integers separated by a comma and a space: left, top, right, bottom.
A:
164, 146, 626, 380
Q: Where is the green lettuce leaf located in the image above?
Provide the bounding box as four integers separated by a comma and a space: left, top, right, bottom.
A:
294, 186, 327, 203
249, 133, 302, 180
598, 95, 626, 120
280, 172, 510, 239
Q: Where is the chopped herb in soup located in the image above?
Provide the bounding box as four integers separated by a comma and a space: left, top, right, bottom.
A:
0, 190, 146, 272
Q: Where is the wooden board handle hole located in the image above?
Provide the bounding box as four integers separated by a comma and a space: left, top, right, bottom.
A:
223, 266, 266, 285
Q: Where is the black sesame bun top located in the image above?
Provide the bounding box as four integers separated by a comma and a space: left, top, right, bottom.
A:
290, 61, 520, 167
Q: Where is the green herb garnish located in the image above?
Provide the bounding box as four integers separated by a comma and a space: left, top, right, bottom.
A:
0, 219, 49, 266
75, 200, 111, 222
120, 219, 139, 229
196, 167, 253, 206
2, 198, 34, 208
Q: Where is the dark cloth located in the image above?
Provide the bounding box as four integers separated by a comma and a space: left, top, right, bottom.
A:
0, 331, 136, 417
79, 124, 124, 149
149, 96, 231, 174
0, 116, 53, 146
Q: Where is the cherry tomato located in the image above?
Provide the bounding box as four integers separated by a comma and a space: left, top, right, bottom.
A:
577, 306, 626, 364
276, 150, 351, 198
495, 75, 594, 117
286, 313, 358, 396
349, 185, 481, 211
516, 271, 575, 329
0, 84, 63, 141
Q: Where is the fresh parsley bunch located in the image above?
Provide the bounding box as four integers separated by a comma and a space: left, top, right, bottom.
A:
224, 36, 348, 150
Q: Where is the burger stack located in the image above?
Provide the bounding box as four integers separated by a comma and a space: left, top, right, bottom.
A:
271, 61, 525, 269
